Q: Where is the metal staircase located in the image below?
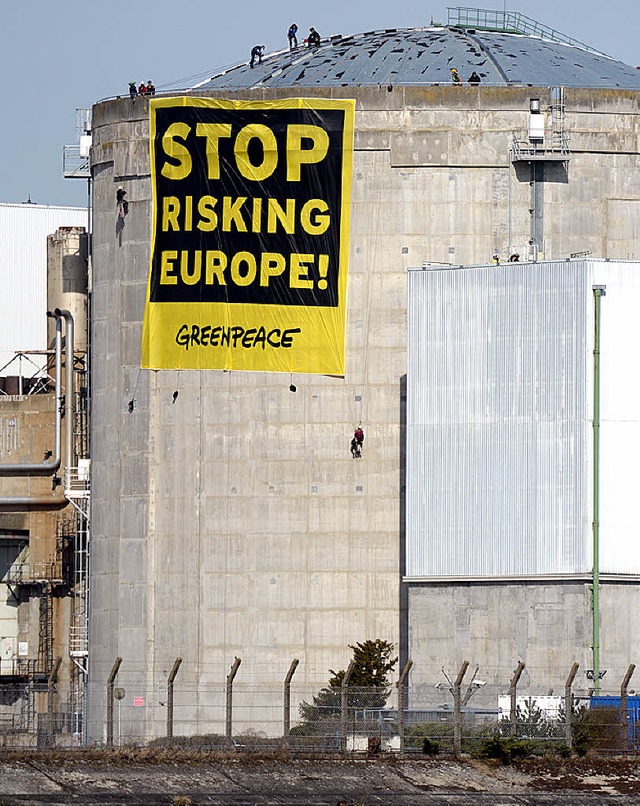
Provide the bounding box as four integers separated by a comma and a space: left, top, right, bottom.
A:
62, 364, 91, 742
68, 506, 89, 741
38, 584, 54, 674
550, 86, 567, 151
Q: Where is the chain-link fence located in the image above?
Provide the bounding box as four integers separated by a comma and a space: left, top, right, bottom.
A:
1, 660, 639, 755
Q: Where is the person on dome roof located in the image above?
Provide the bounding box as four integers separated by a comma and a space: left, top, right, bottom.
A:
451, 67, 461, 84
307, 27, 321, 48
287, 23, 298, 49
250, 44, 265, 68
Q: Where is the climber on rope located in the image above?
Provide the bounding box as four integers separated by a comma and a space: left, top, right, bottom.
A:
350, 424, 364, 458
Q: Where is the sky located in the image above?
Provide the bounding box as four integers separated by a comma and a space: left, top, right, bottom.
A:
1, 0, 638, 208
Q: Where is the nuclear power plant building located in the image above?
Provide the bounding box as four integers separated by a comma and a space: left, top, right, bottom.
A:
4, 12, 640, 744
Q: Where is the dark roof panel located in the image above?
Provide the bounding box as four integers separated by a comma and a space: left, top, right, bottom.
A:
193, 27, 640, 91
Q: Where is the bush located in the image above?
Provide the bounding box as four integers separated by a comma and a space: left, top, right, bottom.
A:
553, 743, 571, 758
421, 737, 440, 755
404, 721, 454, 753
573, 706, 624, 756
404, 720, 496, 755
476, 735, 537, 763
148, 733, 229, 750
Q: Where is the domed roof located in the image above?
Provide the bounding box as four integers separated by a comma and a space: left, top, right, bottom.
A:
193, 26, 640, 91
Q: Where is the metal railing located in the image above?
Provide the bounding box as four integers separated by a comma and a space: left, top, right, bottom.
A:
64, 465, 90, 497
0, 658, 36, 679
62, 144, 90, 180
0, 351, 54, 397
446, 7, 609, 55
511, 132, 571, 161
5, 561, 65, 586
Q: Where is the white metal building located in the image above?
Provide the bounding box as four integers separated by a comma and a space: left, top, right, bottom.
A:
0, 203, 88, 371
406, 259, 640, 689
407, 258, 640, 579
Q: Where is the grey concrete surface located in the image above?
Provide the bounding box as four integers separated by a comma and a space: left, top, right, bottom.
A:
0, 758, 638, 805
88, 83, 640, 741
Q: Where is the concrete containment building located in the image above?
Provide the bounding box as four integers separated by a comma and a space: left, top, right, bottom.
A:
87, 10, 640, 739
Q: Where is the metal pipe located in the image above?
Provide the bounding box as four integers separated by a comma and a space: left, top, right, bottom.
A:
592, 285, 606, 693
0, 313, 62, 474
508, 158, 513, 255
54, 308, 75, 476
0, 496, 68, 509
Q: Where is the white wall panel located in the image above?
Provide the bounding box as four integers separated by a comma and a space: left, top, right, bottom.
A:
0, 203, 87, 371
592, 262, 640, 574
407, 261, 590, 578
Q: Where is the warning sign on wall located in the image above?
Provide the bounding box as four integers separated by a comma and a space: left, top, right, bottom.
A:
141, 97, 355, 375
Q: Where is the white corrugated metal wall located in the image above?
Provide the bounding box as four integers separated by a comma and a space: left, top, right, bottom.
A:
406, 260, 589, 578
0, 203, 87, 371
407, 258, 640, 578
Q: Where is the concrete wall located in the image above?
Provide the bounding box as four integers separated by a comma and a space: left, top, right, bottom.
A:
87, 85, 640, 739
408, 582, 640, 704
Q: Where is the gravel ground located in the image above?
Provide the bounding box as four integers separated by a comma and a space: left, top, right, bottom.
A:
0, 754, 638, 805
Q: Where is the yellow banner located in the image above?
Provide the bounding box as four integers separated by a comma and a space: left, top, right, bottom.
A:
141, 97, 355, 374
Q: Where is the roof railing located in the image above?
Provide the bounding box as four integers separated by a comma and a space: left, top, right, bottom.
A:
446, 7, 610, 57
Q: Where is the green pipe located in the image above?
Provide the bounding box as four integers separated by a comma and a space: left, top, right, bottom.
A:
592, 285, 606, 694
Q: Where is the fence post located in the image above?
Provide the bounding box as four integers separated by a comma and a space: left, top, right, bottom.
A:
166, 657, 182, 744
461, 666, 480, 707
283, 658, 299, 742
340, 660, 356, 754
509, 662, 526, 738
225, 657, 241, 745
564, 662, 579, 752
396, 660, 413, 754
620, 663, 636, 752
452, 660, 469, 756
106, 657, 122, 747
46, 658, 62, 748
